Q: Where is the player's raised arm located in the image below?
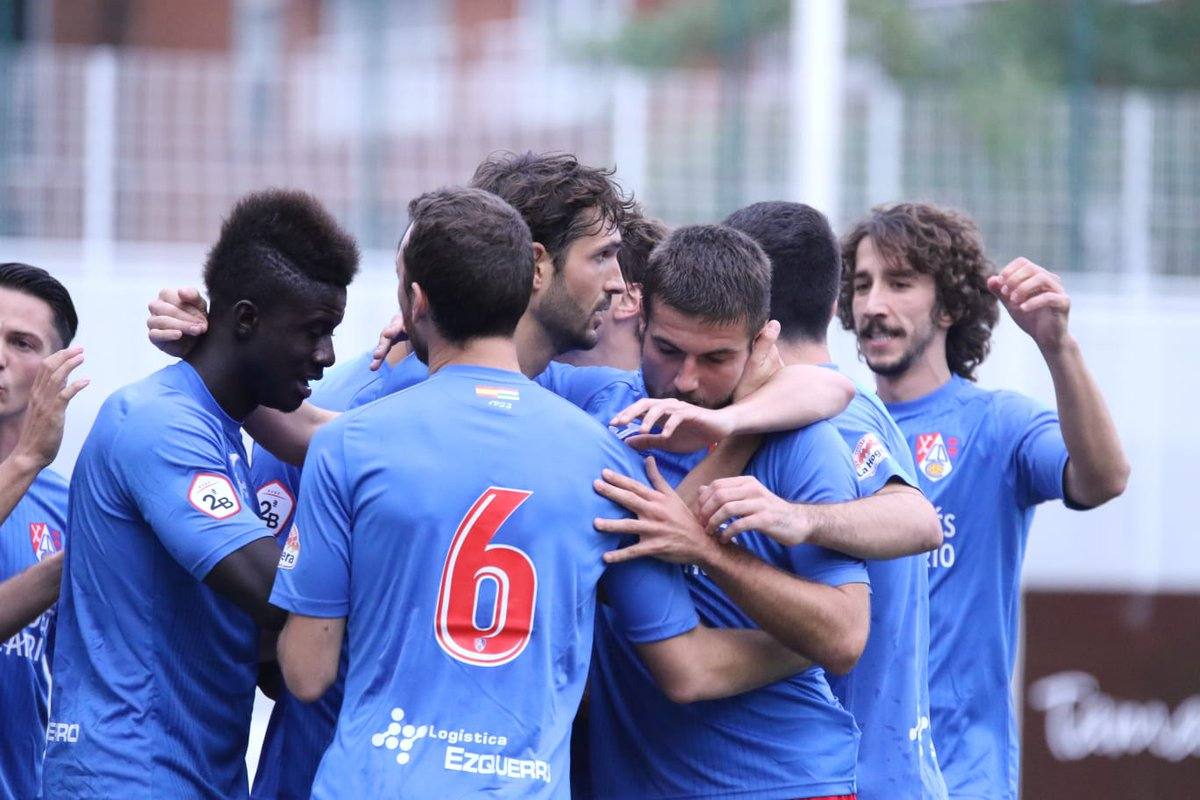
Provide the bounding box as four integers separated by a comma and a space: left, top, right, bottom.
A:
244, 403, 339, 466
988, 258, 1129, 507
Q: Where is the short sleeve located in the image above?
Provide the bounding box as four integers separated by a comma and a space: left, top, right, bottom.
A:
250, 443, 302, 542
535, 362, 630, 411
999, 395, 1068, 508
841, 426, 914, 499
770, 423, 870, 587
598, 444, 699, 643
269, 423, 353, 618
117, 415, 271, 581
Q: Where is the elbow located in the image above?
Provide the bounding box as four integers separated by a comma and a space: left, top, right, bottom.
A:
821, 618, 869, 677
282, 664, 334, 703
1074, 460, 1131, 508
658, 669, 715, 705
917, 509, 943, 553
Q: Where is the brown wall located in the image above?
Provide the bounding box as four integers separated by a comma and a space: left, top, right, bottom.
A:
53, 0, 232, 50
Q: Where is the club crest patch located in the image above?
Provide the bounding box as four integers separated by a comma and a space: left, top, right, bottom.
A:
278, 525, 300, 570
256, 480, 296, 535
852, 432, 890, 480
916, 432, 955, 482
188, 473, 242, 520
29, 523, 63, 562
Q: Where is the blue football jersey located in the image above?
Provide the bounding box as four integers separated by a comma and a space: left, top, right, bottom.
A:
541, 364, 869, 799
270, 365, 699, 799
0, 470, 67, 800
822, 367, 947, 800
43, 362, 273, 799
886, 376, 1068, 800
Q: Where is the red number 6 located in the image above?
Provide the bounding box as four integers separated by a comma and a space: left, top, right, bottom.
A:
435, 487, 536, 666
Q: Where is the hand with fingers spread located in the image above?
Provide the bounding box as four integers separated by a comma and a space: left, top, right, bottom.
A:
608, 398, 734, 453
697, 476, 809, 546
369, 313, 408, 371
733, 320, 783, 402
147, 286, 209, 358
594, 456, 721, 567
14, 347, 90, 469
987, 258, 1071, 353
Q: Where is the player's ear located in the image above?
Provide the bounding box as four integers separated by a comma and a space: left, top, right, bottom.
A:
613, 283, 642, 322
530, 242, 552, 293
231, 300, 260, 340
408, 282, 431, 323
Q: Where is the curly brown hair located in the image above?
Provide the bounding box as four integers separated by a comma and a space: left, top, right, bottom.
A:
470, 151, 636, 271
837, 202, 999, 381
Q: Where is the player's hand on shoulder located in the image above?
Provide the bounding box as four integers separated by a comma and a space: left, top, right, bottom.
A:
147, 286, 208, 358
14, 347, 89, 470
594, 457, 718, 566
696, 476, 808, 546
733, 319, 782, 402
610, 398, 734, 453
987, 258, 1071, 352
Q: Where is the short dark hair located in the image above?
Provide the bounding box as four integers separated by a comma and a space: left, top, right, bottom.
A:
641, 224, 771, 333
203, 189, 359, 314
469, 151, 634, 270
838, 202, 999, 380
724, 201, 839, 343
0, 262, 78, 346
618, 210, 669, 286
404, 187, 533, 343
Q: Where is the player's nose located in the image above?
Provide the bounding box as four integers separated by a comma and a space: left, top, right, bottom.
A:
673, 357, 700, 394
602, 256, 625, 296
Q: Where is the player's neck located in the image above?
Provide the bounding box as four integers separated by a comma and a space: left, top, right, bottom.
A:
513, 314, 555, 378
775, 337, 832, 368
553, 326, 640, 371
874, 353, 953, 404
184, 338, 256, 421
425, 336, 523, 377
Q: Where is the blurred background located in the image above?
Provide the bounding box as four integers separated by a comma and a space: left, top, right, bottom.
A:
2, 0, 1196, 795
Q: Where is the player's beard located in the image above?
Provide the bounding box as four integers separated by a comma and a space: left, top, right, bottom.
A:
535, 277, 605, 355
858, 316, 936, 378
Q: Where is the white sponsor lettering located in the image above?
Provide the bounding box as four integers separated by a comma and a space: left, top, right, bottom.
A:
853, 433, 890, 480
278, 526, 300, 570
47, 722, 80, 743
1028, 671, 1200, 762
370, 706, 546, 782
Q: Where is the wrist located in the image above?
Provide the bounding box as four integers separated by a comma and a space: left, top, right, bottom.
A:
1038, 332, 1079, 363
8, 448, 48, 475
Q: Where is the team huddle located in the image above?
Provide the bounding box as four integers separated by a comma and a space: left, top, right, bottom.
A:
0, 151, 1128, 800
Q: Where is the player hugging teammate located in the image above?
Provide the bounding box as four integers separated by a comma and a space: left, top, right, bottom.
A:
0, 151, 1127, 800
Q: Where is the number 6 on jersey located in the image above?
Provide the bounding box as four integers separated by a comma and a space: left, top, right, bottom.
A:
435, 487, 537, 666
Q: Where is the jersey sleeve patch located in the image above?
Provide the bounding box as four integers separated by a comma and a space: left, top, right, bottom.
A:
256, 479, 296, 535
853, 432, 891, 481
278, 525, 300, 570
187, 472, 243, 520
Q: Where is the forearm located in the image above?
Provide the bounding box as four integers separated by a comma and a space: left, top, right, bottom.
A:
0, 452, 45, 525
1043, 337, 1130, 506
726, 365, 853, 435
244, 404, 338, 466
636, 625, 810, 704
676, 435, 761, 509
700, 545, 867, 674
804, 485, 941, 559
0, 551, 63, 641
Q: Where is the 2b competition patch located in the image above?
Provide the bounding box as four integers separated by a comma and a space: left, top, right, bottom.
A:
278, 525, 300, 570
29, 522, 63, 562
257, 480, 296, 534
915, 432, 956, 482
852, 432, 890, 480
188, 472, 242, 520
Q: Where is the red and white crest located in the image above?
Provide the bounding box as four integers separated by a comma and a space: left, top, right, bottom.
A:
915, 432, 954, 482
30, 522, 63, 562
278, 525, 300, 570
852, 432, 890, 481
